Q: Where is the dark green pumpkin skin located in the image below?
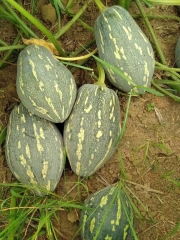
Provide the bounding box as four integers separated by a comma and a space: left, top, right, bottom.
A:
94, 6, 155, 94
80, 185, 134, 239
16, 44, 77, 123
63, 84, 121, 177
5, 104, 65, 196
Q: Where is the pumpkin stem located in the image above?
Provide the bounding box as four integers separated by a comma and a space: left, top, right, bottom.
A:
94, 0, 107, 13
119, 0, 132, 10
95, 61, 106, 88
56, 48, 98, 61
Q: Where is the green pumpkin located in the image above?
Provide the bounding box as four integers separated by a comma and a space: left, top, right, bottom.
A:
80, 185, 134, 239
5, 104, 65, 196
63, 84, 121, 177
94, 5, 155, 94
16, 44, 77, 123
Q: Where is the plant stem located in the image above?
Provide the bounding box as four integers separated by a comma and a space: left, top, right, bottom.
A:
155, 61, 180, 80
77, 18, 94, 32
94, 0, 107, 12
153, 79, 180, 91
67, 39, 96, 73
132, 14, 180, 22
66, 0, 74, 10
152, 79, 180, 102
135, 0, 180, 97
155, 67, 180, 79
63, 4, 94, 34
8, 191, 17, 240
2, 1, 38, 38
155, 61, 180, 72
70, 39, 95, 57
0, 45, 25, 52
93, 55, 136, 86
55, 1, 91, 39
135, 0, 166, 65
96, 61, 106, 87
119, 0, 132, 10
0, 6, 17, 23
5, 0, 66, 56
146, 0, 180, 5
0, 127, 7, 145
116, 90, 132, 145
0, 34, 21, 68
56, 48, 97, 61
0, 40, 9, 46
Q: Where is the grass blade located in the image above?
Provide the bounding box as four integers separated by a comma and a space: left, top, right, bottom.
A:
0, 127, 7, 145
116, 90, 132, 145
147, 0, 180, 4
5, 0, 66, 56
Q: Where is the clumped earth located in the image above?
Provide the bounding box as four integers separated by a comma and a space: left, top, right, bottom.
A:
0, 1, 180, 239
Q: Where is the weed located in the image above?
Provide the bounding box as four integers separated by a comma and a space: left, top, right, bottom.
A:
147, 102, 155, 111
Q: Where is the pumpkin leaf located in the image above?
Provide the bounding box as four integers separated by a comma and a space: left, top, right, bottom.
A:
22, 37, 59, 55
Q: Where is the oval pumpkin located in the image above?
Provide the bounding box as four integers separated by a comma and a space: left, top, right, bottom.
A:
5, 103, 65, 196
80, 185, 134, 239
63, 84, 121, 177
94, 5, 155, 94
16, 44, 77, 123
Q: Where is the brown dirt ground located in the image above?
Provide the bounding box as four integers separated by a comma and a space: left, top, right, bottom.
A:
0, 1, 180, 240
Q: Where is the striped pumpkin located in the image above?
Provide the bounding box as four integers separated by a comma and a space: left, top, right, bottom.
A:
5, 104, 65, 196
80, 185, 134, 239
16, 44, 77, 123
63, 84, 121, 177
94, 5, 155, 94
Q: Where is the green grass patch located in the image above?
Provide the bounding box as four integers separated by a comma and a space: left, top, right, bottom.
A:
0, 183, 84, 239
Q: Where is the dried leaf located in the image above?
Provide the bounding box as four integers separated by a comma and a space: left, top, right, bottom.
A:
154, 106, 165, 124
67, 210, 79, 223
22, 37, 59, 55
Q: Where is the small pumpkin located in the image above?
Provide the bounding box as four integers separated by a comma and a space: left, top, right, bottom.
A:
16, 44, 77, 123
80, 185, 134, 239
5, 103, 65, 196
94, 5, 155, 94
63, 83, 121, 177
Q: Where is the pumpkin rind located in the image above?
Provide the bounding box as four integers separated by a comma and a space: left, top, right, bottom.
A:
63, 84, 121, 177
94, 5, 155, 94
16, 44, 77, 123
80, 185, 134, 239
5, 104, 65, 196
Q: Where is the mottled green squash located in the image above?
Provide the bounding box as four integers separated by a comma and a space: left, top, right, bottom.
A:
5, 104, 65, 196
63, 84, 121, 177
94, 5, 155, 94
16, 44, 77, 123
80, 185, 134, 239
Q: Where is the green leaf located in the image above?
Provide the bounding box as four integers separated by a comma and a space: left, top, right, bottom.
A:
136, 85, 164, 96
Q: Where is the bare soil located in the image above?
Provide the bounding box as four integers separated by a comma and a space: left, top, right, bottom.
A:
0, 1, 180, 240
